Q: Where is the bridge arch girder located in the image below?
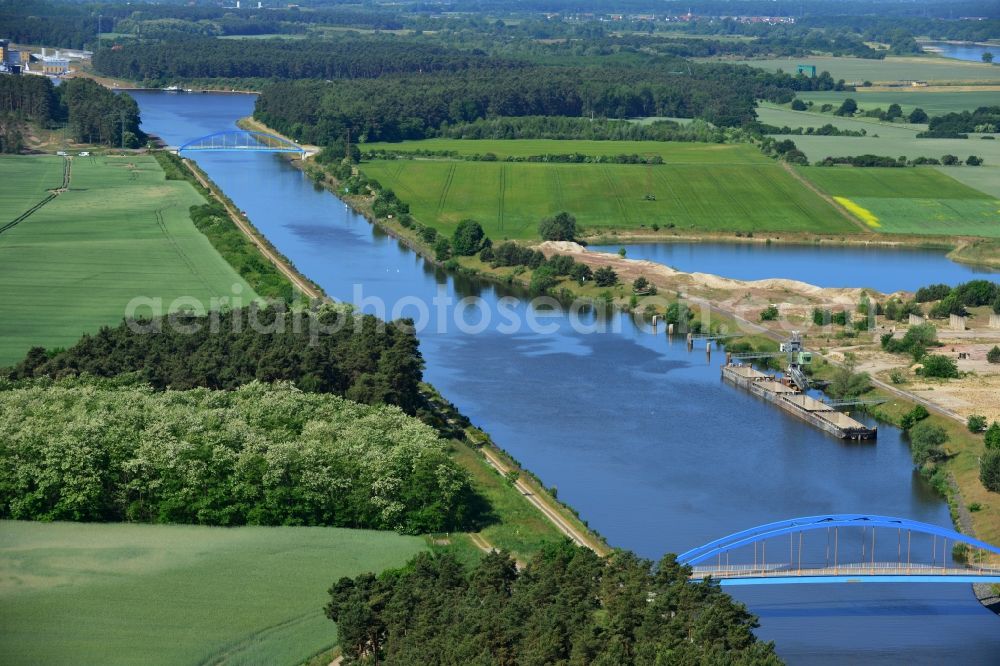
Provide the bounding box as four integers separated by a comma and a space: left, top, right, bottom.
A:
178, 130, 305, 154
678, 514, 1000, 567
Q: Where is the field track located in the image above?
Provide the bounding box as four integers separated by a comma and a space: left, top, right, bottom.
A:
0, 155, 258, 365
0, 157, 70, 236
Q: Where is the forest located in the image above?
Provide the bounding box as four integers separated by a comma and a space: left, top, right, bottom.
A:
254, 62, 837, 144
432, 116, 736, 142
0, 75, 142, 149
926, 107, 1000, 136
92, 37, 507, 82
0, 0, 402, 50
7, 304, 427, 415
0, 378, 477, 532
327, 543, 780, 665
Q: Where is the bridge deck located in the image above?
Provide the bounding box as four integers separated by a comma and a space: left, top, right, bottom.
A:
691, 564, 1000, 581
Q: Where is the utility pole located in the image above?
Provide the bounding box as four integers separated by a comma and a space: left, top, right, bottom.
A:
345, 127, 351, 161
120, 109, 126, 150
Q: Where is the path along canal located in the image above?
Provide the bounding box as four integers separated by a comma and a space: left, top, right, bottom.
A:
135, 91, 1000, 665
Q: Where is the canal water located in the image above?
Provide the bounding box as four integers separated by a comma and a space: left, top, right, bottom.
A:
135, 91, 1000, 664
591, 242, 998, 292
922, 41, 998, 63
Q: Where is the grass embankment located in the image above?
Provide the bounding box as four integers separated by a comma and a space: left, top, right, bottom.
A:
0, 155, 257, 366
421, 385, 609, 560
0, 520, 425, 666
799, 166, 1000, 238
360, 147, 854, 240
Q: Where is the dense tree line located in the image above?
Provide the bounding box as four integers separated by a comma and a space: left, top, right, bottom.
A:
925, 107, 1000, 137
93, 36, 507, 82
815, 154, 984, 168
0, 74, 57, 125
0, 0, 403, 50
255, 62, 822, 144
0, 75, 57, 152
0, 0, 98, 50
433, 115, 733, 142
914, 280, 1000, 318
610, 28, 885, 59
367, 150, 676, 165
58, 78, 143, 147
0, 379, 476, 532
0, 75, 142, 148
757, 122, 865, 137
7, 304, 427, 415
327, 543, 780, 665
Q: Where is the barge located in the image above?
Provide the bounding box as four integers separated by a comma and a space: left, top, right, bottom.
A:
721, 364, 877, 440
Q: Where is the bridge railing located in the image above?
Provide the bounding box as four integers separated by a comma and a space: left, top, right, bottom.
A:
178, 130, 305, 154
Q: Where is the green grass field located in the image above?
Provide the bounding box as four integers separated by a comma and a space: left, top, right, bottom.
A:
361, 156, 854, 239
756, 104, 925, 137
0, 155, 258, 366
937, 164, 1000, 198
363, 139, 764, 162
799, 166, 1000, 237
796, 89, 1000, 117
758, 100, 1000, 200
0, 156, 65, 217
779, 133, 1000, 169
0, 521, 425, 666
708, 55, 1000, 84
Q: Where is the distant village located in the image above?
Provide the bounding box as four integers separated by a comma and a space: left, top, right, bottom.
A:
0, 39, 89, 78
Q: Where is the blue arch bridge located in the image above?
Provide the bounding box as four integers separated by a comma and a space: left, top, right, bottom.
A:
679, 514, 1000, 586
175, 130, 310, 156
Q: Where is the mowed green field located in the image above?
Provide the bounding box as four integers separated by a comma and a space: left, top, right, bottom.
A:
799, 166, 1000, 237
0, 155, 257, 366
710, 55, 1000, 84
362, 157, 854, 239
363, 139, 764, 162
0, 521, 424, 666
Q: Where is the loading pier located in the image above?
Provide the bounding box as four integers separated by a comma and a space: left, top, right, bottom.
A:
721, 364, 877, 440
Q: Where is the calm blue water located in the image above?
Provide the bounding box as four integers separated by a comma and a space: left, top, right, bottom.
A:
923, 41, 998, 63
591, 242, 998, 292
134, 91, 1000, 665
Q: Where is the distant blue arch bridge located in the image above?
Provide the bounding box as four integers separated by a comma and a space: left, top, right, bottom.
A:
176, 130, 308, 156
680, 514, 1000, 586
